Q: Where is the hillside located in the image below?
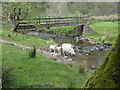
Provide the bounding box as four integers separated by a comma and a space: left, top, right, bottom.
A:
83, 34, 120, 88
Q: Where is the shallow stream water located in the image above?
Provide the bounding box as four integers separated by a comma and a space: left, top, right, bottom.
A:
54, 38, 109, 70
27, 31, 110, 70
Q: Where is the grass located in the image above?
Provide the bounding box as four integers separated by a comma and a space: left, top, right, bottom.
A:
36, 25, 76, 36
54, 26, 75, 31
1, 26, 91, 88
88, 21, 118, 44
83, 35, 120, 88
1, 26, 56, 49
2, 64, 13, 88
48, 26, 76, 34
28, 46, 36, 58
2, 43, 91, 88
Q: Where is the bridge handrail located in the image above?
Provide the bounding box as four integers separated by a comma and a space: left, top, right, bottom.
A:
19, 16, 90, 21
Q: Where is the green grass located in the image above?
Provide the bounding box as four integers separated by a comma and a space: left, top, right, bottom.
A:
48, 26, 75, 34
1, 27, 12, 31
83, 35, 120, 88
88, 21, 118, 44
36, 26, 75, 35
2, 44, 91, 88
54, 26, 75, 31
1, 26, 56, 49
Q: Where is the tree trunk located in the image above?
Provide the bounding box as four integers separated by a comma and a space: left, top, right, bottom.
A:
83, 34, 120, 88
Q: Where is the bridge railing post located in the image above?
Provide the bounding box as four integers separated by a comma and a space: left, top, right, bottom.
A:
54, 16, 56, 27
29, 17, 30, 29
39, 17, 41, 24
46, 16, 47, 25
79, 15, 81, 24
49, 16, 50, 26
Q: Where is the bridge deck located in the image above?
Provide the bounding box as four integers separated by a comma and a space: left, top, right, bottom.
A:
16, 16, 91, 30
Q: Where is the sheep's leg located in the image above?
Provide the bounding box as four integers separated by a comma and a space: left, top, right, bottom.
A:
63, 50, 65, 57
54, 49, 56, 54
58, 50, 61, 55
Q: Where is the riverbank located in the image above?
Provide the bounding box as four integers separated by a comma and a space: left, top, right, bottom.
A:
88, 21, 118, 44
36, 21, 118, 45
1, 26, 56, 50
2, 40, 91, 88
1, 26, 92, 88
1, 21, 118, 88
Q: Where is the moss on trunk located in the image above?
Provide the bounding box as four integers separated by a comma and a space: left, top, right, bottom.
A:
83, 34, 120, 88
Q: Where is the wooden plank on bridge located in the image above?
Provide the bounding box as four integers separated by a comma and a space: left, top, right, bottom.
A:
19, 16, 89, 21
17, 16, 90, 30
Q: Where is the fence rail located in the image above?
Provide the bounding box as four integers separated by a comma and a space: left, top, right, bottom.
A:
17, 16, 91, 29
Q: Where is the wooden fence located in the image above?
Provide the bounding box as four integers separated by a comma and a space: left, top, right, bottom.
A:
17, 16, 91, 29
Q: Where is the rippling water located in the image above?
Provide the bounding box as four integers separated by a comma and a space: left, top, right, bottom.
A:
27, 31, 110, 70
54, 36, 110, 70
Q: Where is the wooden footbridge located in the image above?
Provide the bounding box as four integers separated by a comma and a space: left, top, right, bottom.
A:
15, 16, 91, 30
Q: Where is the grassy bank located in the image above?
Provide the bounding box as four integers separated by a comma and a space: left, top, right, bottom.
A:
1, 26, 56, 49
37, 26, 75, 36
83, 34, 120, 88
1, 26, 91, 88
2, 43, 91, 88
88, 21, 118, 44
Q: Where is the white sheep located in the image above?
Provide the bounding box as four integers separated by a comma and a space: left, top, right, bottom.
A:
62, 43, 75, 57
56, 46, 62, 55
62, 43, 74, 48
49, 45, 57, 53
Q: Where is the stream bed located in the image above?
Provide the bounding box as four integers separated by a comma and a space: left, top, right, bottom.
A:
27, 31, 111, 71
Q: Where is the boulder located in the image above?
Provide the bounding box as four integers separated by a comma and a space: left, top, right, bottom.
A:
73, 25, 85, 36
101, 36, 107, 42
82, 25, 97, 37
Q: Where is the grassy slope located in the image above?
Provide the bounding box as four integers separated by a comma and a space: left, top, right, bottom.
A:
1, 27, 56, 49
2, 43, 91, 88
38, 26, 76, 35
1, 26, 91, 88
88, 22, 118, 44
83, 35, 120, 88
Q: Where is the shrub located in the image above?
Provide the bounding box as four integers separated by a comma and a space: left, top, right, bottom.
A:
67, 80, 76, 88
66, 77, 77, 88
8, 34, 11, 37
28, 46, 36, 58
78, 65, 86, 74
2, 64, 13, 88
71, 34, 76, 38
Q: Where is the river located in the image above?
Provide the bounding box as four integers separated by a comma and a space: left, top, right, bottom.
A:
27, 31, 111, 71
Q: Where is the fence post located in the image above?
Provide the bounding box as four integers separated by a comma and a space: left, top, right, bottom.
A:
54, 16, 56, 27
74, 16, 75, 25
65, 17, 68, 26
39, 17, 41, 24
29, 18, 30, 29
78, 15, 80, 24
46, 16, 47, 24
49, 16, 50, 26
36, 17, 38, 24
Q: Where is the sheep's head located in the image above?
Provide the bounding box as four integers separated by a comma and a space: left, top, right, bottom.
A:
70, 49, 75, 55
70, 50, 75, 58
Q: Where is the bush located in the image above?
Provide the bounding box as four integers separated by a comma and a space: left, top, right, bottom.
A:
67, 80, 76, 88
78, 65, 86, 74
66, 76, 77, 88
2, 64, 13, 88
28, 46, 36, 58
8, 34, 11, 37
71, 34, 76, 38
